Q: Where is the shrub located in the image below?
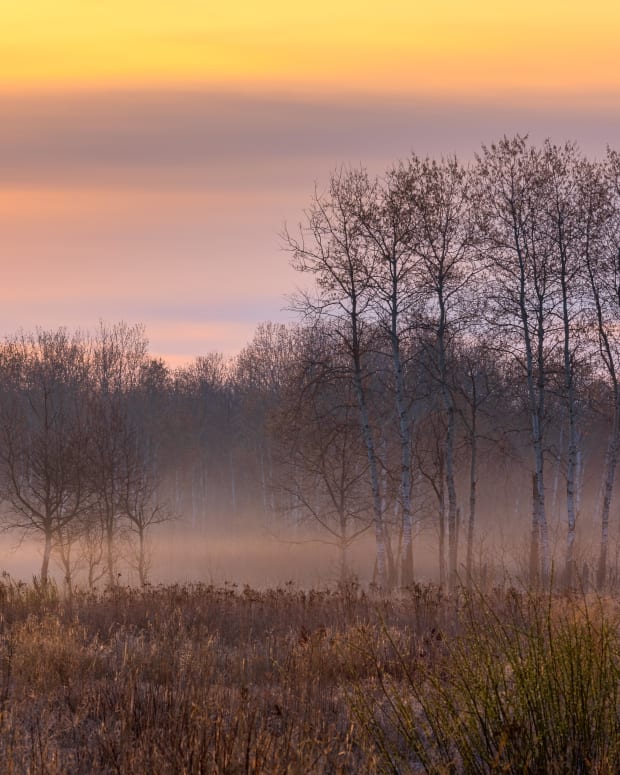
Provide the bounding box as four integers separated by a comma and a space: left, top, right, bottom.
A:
351, 587, 620, 774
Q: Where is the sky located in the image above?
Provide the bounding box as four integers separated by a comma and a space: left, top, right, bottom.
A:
2, 2, 620, 364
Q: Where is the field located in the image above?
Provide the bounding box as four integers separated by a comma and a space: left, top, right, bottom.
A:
1, 577, 620, 773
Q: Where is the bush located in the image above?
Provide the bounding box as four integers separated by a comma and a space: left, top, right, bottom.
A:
351, 587, 620, 774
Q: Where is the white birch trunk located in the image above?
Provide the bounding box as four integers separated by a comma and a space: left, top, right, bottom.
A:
598, 395, 620, 589
465, 403, 477, 586
40, 528, 53, 586
391, 332, 414, 586
353, 371, 386, 589
437, 296, 458, 591
560, 245, 578, 589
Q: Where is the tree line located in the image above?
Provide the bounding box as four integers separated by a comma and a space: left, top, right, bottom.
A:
280, 136, 620, 591
0, 320, 308, 591
2, 137, 620, 592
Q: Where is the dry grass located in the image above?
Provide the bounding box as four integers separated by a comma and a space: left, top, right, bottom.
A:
1, 578, 620, 773
0, 577, 436, 774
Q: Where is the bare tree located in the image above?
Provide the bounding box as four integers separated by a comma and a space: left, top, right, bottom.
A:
272, 324, 372, 581
476, 137, 559, 584
407, 155, 478, 590
580, 152, 620, 588
87, 322, 148, 586
234, 322, 297, 521
454, 343, 504, 585
0, 330, 91, 585
352, 165, 420, 585
173, 353, 232, 529
411, 406, 449, 588
120, 448, 170, 586
540, 141, 591, 587
284, 170, 389, 588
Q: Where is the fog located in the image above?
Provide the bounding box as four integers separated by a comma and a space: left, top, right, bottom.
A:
0, 493, 609, 591
2, 141, 620, 593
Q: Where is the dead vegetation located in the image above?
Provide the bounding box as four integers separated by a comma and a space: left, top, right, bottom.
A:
1, 577, 620, 773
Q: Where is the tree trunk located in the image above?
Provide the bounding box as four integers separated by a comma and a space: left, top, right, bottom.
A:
391, 336, 414, 586
565, 425, 578, 591
352, 363, 386, 589
597, 395, 620, 589
560, 253, 578, 590
534, 442, 549, 583
40, 529, 53, 587
339, 535, 348, 584
438, 459, 447, 591
529, 474, 540, 588
437, 293, 458, 592
525, 322, 549, 584
465, 413, 477, 586
445, 403, 458, 591
106, 523, 115, 587
551, 418, 564, 523
59, 539, 74, 601
88, 558, 97, 590
138, 526, 148, 586
384, 522, 398, 591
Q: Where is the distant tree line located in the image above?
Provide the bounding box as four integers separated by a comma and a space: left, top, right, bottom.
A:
2, 137, 620, 593
0, 320, 306, 591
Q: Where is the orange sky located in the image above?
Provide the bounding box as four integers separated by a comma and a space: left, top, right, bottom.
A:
1, 3, 620, 363
3, 1, 620, 97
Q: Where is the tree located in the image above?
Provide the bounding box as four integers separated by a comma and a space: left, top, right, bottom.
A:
87, 322, 148, 586
173, 353, 232, 528
119, 435, 170, 586
406, 155, 478, 590
476, 137, 558, 584
412, 407, 449, 588
234, 322, 297, 521
284, 169, 389, 587
272, 324, 372, 581
453, 343, 503, 585
540, 141, 591, 587
0, 330, 91, 585
353, 164, 419, 585
580, 151, 620, 588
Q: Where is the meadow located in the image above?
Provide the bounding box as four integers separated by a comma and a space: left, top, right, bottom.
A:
1, 576, 619, 773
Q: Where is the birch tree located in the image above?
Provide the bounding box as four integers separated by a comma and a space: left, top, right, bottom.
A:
540, 141, 591, 587
476, 137, 558, 584
580, 152, 620, 588
284, 169, 388, 588
353, 167, 419, 585
407, 156, 478, 590
454, 343, 500, 585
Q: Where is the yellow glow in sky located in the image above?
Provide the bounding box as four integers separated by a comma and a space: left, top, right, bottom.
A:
2, 1, 620, 95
